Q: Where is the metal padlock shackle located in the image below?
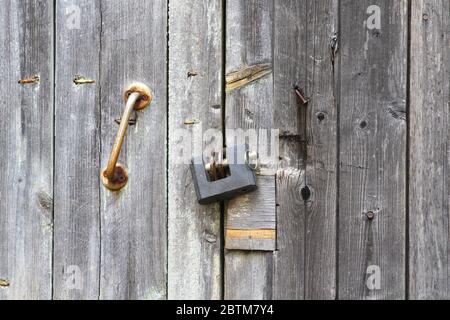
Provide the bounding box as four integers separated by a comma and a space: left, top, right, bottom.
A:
204, 150, 259, 173
101, 83, 153, 191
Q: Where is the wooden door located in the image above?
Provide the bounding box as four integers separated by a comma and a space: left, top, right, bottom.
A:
1, 0, 449, 300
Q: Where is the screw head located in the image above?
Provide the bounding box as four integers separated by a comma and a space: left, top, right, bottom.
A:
366, 211, 375, 220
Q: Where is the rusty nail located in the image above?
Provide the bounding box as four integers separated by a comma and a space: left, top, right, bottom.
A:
0, 279, 10, 287
73, 76, 95, 85
366, 211, 375, 220
184, 119, 200, 125
187, 70, 199, 78
294, 86, 309, 105
18, 75, 39, 85
115, 118, 136, 126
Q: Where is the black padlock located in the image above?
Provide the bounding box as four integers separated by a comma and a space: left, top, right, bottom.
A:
190, 145, 257, 204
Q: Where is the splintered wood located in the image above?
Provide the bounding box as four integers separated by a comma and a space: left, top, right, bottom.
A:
225, 63, 272, 92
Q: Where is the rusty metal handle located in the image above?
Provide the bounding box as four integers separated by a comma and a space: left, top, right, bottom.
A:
101, 83, 152, 191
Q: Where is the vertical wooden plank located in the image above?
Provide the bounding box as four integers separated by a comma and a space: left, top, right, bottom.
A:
410, 0, 450, 299
224, 0, 274, 300
272, 0, 306, 300
339, 0, 407, 299
273, 0, 339, 299
99, 0, 167, 300
168, 0, 223, 299
225, 251, 273, 300
274, 169, 304, 299
0, 0, 53, 299
53, 0, 101, 300
304, 0, 339, 300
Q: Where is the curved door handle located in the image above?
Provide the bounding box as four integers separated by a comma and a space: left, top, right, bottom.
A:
101, 83, 152, 191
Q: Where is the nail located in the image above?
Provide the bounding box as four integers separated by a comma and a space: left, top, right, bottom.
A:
187, 70, 199, 78
184, 119, 200, 125
115, 118, 136, 126
294, 86, 309, 105
18, 75, 39, 85
0, 279, 10, 287
366, 211, 375, 220
73, 75, 95, 85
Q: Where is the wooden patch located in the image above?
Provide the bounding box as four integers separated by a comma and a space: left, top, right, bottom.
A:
225, 176, 276, 251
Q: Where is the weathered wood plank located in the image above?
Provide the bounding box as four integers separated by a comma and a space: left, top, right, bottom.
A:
99, 0, 167, 300
226, 177, 276, 230
409, 0, 450, 299
224, 251, 273, 300
303, 0, 339, 300
273, 169, 305, 299
0, 0, 53, 300
225, 176, 276, 251
224, 0, 275, 300
53, 0, 101, 300
168, 0, 223, 299
273, 0, 339, 300
339, 0, 407, 299
272, 0, 309, 300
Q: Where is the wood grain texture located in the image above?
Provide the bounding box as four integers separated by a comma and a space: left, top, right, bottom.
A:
274, 169, 305, 299
409, 0, 450, 299
224, 0, 275, 300
273, 0, 339, 300
168, 0, 223, 300
99, 0, 167, 300
0, 0, 54, 300
226, 176, 276, 230
225, 176, 276, 251
2, 0, 450, 302
53, 0, 101, 300
303, 0, 339, 300
339, 0, 407, 299
224, 251, 273, 300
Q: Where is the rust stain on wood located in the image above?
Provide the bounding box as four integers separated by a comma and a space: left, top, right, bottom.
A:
226, 229, 275, 239
225, 63, 271, 92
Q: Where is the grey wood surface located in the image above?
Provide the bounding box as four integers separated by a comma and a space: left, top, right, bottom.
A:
224, 0, 275, 300
224, 251, 273, 300
53, 0, 101, 300
0, 0, 54, 300
168, 0, 223, 300
1, 0, 450, 301
226, 176, 276, 230
272, 0, 307, 300
303, 0, 339, 300
273, 0, 339, 300
274, 169, 305, 299
409, 0, 450, 300
338, 0, 407, 299
225, 176, 276, 251
98, 0, 167, 300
